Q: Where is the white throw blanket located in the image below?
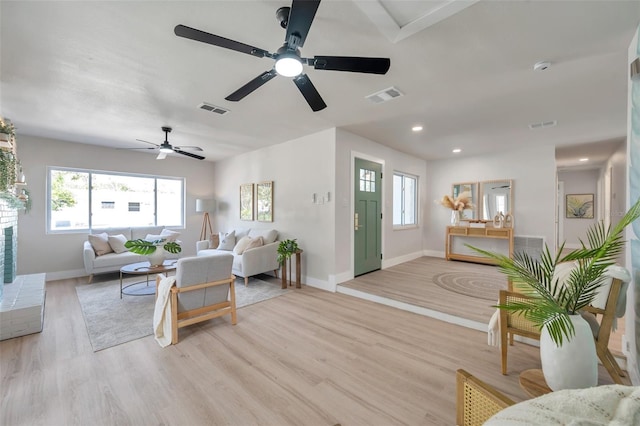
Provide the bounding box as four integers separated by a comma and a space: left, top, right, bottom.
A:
488, 308, 500, 347
153, 275, 176, 347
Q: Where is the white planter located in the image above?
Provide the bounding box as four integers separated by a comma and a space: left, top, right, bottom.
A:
148, 249, 166, 267
540, 314, 597, 390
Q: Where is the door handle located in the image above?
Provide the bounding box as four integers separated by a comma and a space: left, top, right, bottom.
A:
354, 213, 360, 231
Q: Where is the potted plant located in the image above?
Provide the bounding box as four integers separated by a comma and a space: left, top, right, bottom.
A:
277, 239, 299, 265
0, 150, 16, 192
125, 238, 182, 267
0, 121, 15, 145
471, 197, 640, 390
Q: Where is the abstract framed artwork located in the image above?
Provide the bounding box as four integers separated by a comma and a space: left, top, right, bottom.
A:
566, 193, 594, 219
256, 181, 273, 222
240, 183, 254, 221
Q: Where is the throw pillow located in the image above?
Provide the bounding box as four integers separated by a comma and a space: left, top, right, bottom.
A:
217, 230, 236, 251
244, 236, 264, 252
233, 236, 252, 255
88, 232, 113, 256
108, 234, 129, 254
209, 233, 220, 249
160, 228, 180, 242
145, 234, 164, 242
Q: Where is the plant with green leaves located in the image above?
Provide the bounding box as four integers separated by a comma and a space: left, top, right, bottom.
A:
0, 121, 15, 137
277, 239, 299, 265
470, 197, 640, 347
124, 238, 181, 255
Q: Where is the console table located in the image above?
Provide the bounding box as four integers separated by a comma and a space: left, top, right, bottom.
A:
445, 226, 513, 265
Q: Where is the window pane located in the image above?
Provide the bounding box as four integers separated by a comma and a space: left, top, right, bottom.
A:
393, 175, 402, 225
404, 176, 416, 225
91, 173, 155, 228
157, 178, 183, 226
49, 170, 90, 231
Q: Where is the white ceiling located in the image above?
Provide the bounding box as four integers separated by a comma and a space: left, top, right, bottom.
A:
1, 1, 639, 168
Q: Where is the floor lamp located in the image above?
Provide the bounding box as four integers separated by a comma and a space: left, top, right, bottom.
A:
196, 199, 215, 241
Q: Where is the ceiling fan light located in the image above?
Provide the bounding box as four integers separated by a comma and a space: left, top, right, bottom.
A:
275, 56, 303, 77
159, 147, 173, 153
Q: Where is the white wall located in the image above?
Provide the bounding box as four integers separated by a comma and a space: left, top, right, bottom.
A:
557, 169, 599, 248
16, 135, 216, 279
333, 129, 427, 284
211, 128, 336, 290
425, 145, 557, 256
626, 25, 639, 385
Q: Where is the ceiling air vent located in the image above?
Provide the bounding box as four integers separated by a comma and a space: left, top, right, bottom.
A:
198, 102, 230, 115
528, 120, 557, 130
365, 86, 404, 104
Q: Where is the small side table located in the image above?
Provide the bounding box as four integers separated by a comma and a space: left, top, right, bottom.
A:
281, 249, 303, 289
519, 369, 552, 398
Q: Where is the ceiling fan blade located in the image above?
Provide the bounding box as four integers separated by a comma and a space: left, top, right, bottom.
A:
174, 145, 203, 152
312, 56, 391, 74
225, 70, 277, 102
285, 0, 321, 48
135, 139, 160, 147
156, 152, 168, 160
174, 149, 205, 160
174, 24, 270, 58
117, 147, 157, 150
293, 74, 326, 112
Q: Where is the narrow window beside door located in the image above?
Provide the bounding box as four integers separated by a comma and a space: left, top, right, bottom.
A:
393, 172, 418, 227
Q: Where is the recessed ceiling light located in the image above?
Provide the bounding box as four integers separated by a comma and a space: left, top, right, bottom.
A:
579, 158, 589, 162
412, 125, 423, 132
452, 148, 461, 153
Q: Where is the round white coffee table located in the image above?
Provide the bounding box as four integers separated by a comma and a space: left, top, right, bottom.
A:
119, 260, 177, 298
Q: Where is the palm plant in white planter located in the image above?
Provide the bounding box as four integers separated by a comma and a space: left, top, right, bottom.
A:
125, 238, 181, 267
471, 197, 640, 390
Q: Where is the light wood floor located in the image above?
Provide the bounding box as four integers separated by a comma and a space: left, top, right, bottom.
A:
0, 272, 617, 426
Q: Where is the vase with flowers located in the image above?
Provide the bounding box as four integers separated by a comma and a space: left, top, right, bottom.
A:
438, 191, 474, 225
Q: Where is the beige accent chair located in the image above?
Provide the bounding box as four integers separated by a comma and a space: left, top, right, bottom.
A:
156, 253, 236, 345
456, 369, 514, 426
499, 267, 629, 384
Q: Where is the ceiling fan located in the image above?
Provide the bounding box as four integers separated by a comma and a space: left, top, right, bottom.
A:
174, 0, 390, 112
123, 127, 205, 160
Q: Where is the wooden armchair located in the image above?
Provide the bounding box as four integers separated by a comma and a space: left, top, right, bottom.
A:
499, 271, 629, 384
156, 253, 236, 344
456, 369, 514, 426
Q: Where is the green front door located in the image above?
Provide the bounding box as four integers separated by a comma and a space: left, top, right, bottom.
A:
354, 158, 382, 276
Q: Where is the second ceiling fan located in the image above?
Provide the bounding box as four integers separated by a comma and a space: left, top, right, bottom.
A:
174, 0, 390, 112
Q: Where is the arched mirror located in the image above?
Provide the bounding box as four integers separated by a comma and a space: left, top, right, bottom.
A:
452, 182, 478, 220
480, 179, 513, 220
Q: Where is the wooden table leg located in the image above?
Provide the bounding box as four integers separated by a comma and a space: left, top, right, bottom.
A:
281, 261, 287, 289
295, 251, 301, 288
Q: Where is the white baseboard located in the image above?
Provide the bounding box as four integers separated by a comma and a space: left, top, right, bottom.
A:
382, 251, 423, 269
42, 269, 86, 281
423, 249, 445, 258
303, 276, 334, 292
330, 271, 354, 286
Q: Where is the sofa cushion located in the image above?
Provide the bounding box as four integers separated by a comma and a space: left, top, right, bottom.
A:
160, 228, 180, 242
217, 230, 236, 251
108, 234, 129, 254
131, 226, 164, 240
244, 236, 264, 252
233, 236, 252, 255
88, 232, 113, 256
248, 229, 278, 244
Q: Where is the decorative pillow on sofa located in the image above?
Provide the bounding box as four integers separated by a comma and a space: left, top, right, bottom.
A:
248, 229, 278, 244
145, 234, 164, 242
244, 236, 264, 252
233, 236, 252, 255
160, 228, 180, 242
88, 232, 113, 256
108, 234, 129, 254
217, 230, 236, 251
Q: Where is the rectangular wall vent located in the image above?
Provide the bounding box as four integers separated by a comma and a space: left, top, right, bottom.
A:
365, 86, 404, 104
528, 120, 557, 130
198, 102, 230, 115
514, 235, 545, 262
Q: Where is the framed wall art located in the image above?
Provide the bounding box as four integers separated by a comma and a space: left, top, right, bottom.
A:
566, 193, 594, 219
256, 181, 273, 222
240, 183, 254, 221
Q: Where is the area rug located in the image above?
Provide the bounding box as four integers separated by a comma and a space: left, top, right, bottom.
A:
76, 275, 290, 352
432, 272, 506, 301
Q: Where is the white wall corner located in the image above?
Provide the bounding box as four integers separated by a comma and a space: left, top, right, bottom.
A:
303, 276, 335, 292
382, 251, 424, 269
423, 249, 445, 258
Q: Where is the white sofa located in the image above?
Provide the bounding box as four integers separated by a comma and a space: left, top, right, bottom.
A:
196, 228, 279, 286
83, 226, 181, 282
